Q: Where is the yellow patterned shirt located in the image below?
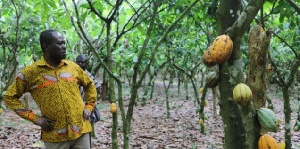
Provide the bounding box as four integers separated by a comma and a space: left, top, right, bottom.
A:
3, 57, 97, 142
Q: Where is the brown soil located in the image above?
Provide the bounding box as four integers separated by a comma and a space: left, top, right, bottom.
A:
0, 84, 299, 149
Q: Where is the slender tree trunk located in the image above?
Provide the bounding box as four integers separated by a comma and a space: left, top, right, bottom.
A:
106, 23, 118, 149
163, 82, 170, 118
282, 86, 291, 149
191, 78, 201, 110
177, 72, 181, 95
150, 76, 155, 99
124, 78, 139, 149
100, 73, 108, 101
163, 77, 172, 118
212, 87, 218, 118
200, 86, 208, 133
184, 78, 189, 100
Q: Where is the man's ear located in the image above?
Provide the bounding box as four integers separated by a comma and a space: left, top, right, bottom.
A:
42, 42, 48, 50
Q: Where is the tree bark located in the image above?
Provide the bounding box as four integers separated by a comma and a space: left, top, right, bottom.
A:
244, 24, 271, 149
216, 0, 266, 148
282, 86, 292, 149
246, 25, 271, 109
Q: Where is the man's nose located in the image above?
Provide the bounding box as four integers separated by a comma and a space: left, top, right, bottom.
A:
62, 44, 66, 50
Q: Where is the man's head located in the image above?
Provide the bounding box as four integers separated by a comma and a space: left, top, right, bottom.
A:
40, 30, 66, 62
75, 54, 88, 70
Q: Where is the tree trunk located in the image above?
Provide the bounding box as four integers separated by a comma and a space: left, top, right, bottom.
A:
282, 86, 292, 149
163, 74, 173, 118
216, 0, 266, 148
106, 23, 118, 149
219, 64, 246, 148
184, 77, 189, 100
244, 25, 271, 149
212, 87, 218, 118
246, 25, 271, 109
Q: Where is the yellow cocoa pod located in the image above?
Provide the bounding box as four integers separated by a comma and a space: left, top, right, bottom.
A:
233, 83, 252, 107
194, 75, 198, 79
209, 35, 233, 64
0, 108, 3, 115
203, 46, 216, 67
258, 134, 279, 149
278, 141, 285, 149
199, 87, 204, 93
199, 119, 204, 125
204, 100, 208, 107
110, 103, 117, 114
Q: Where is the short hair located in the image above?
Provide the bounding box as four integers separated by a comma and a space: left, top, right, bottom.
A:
39, 30, 58, 50
76, 54, 88, 62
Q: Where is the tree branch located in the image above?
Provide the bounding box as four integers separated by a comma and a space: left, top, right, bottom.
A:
272, 31, 299, 58
86, 0, 107, 21
286, 0, 300, 14
113, 1, 151, 48
61, 0, 87, 44
136, 0, 201, 86
226, 0, 265, 38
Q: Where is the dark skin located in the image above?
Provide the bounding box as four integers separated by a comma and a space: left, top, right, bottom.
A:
42, 31, 66, 68
34, 31, 91, 132
75, 54, 88, 70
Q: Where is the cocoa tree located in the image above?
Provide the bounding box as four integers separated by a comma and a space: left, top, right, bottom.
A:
216, 0, 269, 148
268, 32, 300, 149
215, 0, 299, 148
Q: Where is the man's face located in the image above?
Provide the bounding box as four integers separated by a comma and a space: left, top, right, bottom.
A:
76, 57, 88, 69
46, 32, 66, 61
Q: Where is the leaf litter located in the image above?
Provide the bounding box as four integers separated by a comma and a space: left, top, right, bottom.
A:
0, 84, 299, 149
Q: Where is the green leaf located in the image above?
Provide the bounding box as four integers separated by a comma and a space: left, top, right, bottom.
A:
93, 1, 104, 14
42, 2, 50, 14
46, 1, 57, 9
133, 55, 138, 63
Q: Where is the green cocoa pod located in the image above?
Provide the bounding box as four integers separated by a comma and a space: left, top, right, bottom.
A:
127, 68, 134, 77
204, 71, 219, 88
257, 108, 278, 132
149, 66, 155, 76
294, 125, 299, 131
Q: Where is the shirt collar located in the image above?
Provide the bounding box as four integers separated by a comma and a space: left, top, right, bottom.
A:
37, 56, 68, 68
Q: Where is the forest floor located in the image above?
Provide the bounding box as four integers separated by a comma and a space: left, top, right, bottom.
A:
0, 83, 300, 149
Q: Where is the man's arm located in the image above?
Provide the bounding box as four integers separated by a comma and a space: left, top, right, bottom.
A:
3, 78, 40, 123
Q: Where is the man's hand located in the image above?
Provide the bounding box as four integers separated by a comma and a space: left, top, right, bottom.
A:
83, 109, 91, 120
34, 116, 56, 132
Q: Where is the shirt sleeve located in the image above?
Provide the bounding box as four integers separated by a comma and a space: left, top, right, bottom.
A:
3, 73, 39, 123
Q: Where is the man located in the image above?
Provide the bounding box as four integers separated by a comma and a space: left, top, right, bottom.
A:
75, 54, 101, 124
3, 30, 97, 149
